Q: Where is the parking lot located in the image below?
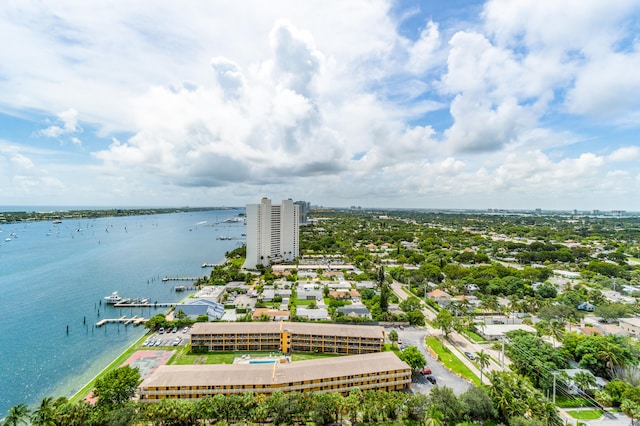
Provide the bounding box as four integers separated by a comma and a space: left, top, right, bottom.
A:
390, 326, 472, 396
143, 326, 190, 348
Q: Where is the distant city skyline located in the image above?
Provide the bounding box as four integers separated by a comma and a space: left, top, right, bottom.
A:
1, 1, 639, 210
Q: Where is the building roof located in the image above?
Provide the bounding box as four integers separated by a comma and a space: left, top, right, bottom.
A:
480, 324, 536, 336
295, 307, 330, 320
190, 321, 384, 339
140, 352, 408, 389
619, 317, 640, 327
427, 289, 451, 299
252, 308, 290, 320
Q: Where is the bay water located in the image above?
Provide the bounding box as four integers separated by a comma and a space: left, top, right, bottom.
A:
0, 208, 244, 417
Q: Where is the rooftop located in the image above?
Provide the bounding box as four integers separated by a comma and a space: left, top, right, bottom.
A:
190, 321, 384, 339
140, 352, 409, 388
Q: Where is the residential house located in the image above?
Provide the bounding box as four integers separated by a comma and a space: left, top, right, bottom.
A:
618, 318, 640, 337
252, 308, 290, 321
560, 369, 608, 395
176, 298, 225, 321
426, 289, 451, 307
296, 307, 331, 321
336, 303, 371, 318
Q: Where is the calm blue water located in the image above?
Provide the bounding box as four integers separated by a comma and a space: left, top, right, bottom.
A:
0, 209, 245, 417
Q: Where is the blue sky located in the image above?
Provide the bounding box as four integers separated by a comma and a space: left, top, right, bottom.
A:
1, 0, 639, 210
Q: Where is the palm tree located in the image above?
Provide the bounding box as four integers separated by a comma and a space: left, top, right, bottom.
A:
477, 350, 491, 385
549, 320, 565, 347
3, 404, 30, 426
30, 397, 55, 426
424, 405, 444, 426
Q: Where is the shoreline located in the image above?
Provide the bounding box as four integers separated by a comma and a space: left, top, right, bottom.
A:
68, 275, 215, 403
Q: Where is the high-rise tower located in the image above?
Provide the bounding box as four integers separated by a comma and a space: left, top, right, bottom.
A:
243, 198, 299, 269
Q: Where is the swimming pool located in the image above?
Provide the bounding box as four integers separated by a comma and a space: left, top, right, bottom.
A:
249, 359, 278, 364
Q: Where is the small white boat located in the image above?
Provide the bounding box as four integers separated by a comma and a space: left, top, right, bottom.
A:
4, 237, 11, 242
104, 291, 122, 304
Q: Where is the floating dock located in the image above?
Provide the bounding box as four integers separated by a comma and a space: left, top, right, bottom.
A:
96, 315, 147, 327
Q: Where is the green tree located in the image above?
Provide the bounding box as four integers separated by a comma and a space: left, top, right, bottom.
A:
398, 346, 427, 374
434, 309, 454, 343
459, 386, 497, 422
428, 386, 463, 425
93, 365, 141, 407
3, 404, 30, 426
573, 371, 597, 393
388, 329, 399, 347
399, 296, 422, 312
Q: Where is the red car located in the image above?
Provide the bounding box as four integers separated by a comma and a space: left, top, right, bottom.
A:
420, 368, 432, 375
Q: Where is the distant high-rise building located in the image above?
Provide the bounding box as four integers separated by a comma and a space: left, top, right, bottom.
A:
243, 198, 299, 269
294, 200, 310, 224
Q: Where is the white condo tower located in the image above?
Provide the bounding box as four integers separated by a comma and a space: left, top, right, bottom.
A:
243, 198, 299, 269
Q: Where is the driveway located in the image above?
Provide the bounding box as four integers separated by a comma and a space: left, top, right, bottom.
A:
392, 326, 472, 396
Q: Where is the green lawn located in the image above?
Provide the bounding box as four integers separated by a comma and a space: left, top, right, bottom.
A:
465, 329, 487, 343
424, 336, 480, 386
294, 298, 319, 305
566, 409, 603, 420
170, 349, 340, 365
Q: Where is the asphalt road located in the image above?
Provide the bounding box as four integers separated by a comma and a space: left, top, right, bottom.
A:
391, 326, 472, 396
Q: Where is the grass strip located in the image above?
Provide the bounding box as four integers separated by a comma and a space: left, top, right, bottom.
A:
566, 410, 603, 420
425, 336, 480, 386
70, 331, 151, 403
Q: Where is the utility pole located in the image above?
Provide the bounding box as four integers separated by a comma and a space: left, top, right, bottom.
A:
552, 372, 557, 403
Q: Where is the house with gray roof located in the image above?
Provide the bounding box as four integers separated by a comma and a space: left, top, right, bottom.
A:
176, 298, 225, 321
336, 303, 371, 318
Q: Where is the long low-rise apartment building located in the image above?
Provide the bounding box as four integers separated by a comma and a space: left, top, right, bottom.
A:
138, 352, 411, 401
190, 321, 385, 354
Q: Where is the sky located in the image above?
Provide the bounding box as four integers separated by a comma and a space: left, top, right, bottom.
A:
1, 0, 640, 211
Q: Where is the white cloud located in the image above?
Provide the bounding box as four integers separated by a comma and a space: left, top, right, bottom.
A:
0, 1, 639, 209
40, 108, 81, 139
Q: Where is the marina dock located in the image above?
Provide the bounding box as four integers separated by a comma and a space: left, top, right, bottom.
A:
175, 285, 199, 291
96, 316, 147, 327
113, 301, 177, 308
162, 276, 200, 282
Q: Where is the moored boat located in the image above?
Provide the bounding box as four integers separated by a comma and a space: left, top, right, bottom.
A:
104, 291, 122, 304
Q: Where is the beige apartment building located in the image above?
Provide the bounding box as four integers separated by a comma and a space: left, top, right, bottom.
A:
138, 352, 411, 401
189, 321, 385, 354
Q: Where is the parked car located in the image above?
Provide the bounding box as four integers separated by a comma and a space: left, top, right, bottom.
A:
172, 326, 178, 333
420, 368, 432, 375
158, 327, 165, 334
464, 351, 475, 360
425, 375, 437, 384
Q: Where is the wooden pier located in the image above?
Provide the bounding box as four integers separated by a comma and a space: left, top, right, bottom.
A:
96, 315, 147, 327
113, 301, 177, 308
175, 285, 199, 292
162, 276, 200, 282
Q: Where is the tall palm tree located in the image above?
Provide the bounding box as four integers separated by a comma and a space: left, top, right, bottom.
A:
477, 350, 491, 385
30, 397, 55, 426
3, 404, 30, 426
